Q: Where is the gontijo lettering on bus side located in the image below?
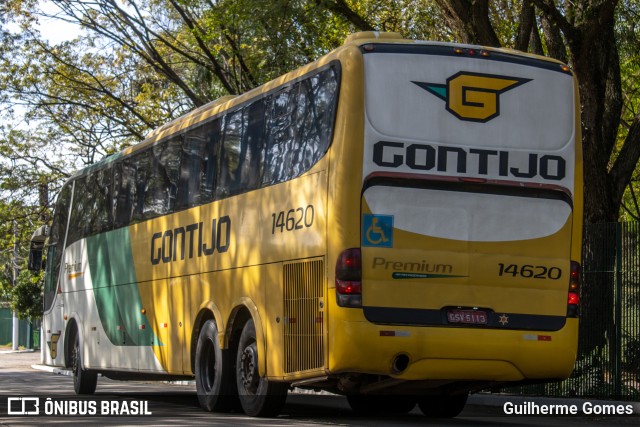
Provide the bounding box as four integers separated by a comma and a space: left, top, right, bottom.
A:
150, 216, 231, 265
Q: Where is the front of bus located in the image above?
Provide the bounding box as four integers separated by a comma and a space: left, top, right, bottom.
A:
329, 35, 582, 395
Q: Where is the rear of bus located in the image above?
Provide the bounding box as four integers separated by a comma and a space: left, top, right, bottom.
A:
329, 36, 582, 394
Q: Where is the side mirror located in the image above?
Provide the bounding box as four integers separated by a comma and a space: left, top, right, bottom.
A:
28, 225, 49, 271
28, 248, 43, 271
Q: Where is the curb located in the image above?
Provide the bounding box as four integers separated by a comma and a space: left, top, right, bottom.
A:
31, 363, 72, 377
0, 349, 36, 354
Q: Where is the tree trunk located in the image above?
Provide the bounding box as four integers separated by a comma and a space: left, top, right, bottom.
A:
567, 7, 624, 357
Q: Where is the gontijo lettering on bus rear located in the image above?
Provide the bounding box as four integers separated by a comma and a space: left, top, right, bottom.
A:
373, 141, 566, 181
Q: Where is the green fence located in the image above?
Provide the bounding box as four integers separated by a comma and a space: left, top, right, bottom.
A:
0, 306, 41, 349
509, 222, 640, 400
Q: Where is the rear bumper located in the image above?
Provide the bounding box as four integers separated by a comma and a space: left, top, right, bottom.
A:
328, 303, 578, 382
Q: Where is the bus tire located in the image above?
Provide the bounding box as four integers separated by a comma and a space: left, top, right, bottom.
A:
71, 330, 97, 395
195, 319, 239, 412
235, 319, 288, 417
346, 394, 416, 414
417, 393, 468, 418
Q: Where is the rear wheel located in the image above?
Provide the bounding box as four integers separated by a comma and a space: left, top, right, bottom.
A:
417, 393, 468, 418
347, 394, 416, 414
236, 319, 288, 417
71, 330, 97, 395
195, 319, 239, 412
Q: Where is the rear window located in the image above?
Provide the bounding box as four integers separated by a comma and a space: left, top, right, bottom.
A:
364, 185, 571, 242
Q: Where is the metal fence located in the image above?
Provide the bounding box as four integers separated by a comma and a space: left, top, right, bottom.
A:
509, 222, 640, 400
0, 305, 41, 349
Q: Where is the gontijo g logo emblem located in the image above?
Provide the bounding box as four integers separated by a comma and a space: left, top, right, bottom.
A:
413, 72, 531, 122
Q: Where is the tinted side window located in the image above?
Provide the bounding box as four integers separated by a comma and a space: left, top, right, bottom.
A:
178, 120, 220, 209
242, 99, 267, 190
112, 161, 128, 228
202, 119, 221, 203
297, 68, 338, 174
67, 176, 90, 245
44, 184, 72, 310
132, 151, 151, 223
261, 65, 338, 186
216, 100, 267, 199
113, 154, 146, 228
263, 86, 296, 186
89, 166, 113, 234
49, 185, 72, 246
144, 139, 181, 219
216, 108, 246, 199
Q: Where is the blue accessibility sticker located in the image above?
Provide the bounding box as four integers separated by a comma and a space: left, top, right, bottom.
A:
362, 214, 394, 248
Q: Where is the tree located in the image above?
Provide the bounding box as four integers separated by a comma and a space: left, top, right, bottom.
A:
8, 267, 44, 321
0, 200, 46, 320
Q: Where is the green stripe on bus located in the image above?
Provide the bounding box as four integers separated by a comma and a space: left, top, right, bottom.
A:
86, 228, 161, 347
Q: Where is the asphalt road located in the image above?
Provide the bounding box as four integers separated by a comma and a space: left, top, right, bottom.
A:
1, 350, 638, 426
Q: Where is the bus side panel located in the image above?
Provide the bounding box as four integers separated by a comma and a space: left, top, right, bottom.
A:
130, 168, 328, 376
70, 230, 164, 372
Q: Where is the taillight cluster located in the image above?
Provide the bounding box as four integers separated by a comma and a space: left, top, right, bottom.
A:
335, 248, 362, 308
567, 261, 581, 317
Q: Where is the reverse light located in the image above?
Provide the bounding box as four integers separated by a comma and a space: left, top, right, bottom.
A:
336, 248, 362, 308
567, 261, 581, 317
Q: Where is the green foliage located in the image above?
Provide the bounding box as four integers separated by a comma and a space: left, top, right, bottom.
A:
0, 199, 46, 319
617, 0, 640, 220
7, 267, 43, 321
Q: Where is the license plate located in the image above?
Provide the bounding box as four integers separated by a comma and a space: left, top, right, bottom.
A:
447, 310, 488, 325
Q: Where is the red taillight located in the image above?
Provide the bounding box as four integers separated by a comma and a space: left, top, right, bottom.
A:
568, 292, 580, 305
336, 248, 362, 308
567, 261, 581, 317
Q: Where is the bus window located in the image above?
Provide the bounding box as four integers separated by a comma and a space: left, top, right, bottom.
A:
113, 156, 140, 228
131, 151, 150, 223
217, 108, 247, 198
144, 139, 181, 218
83, 166, 113, 235
67, 176, 90, 245
240, 98, 267, 191
43, 184, 72, 311
178, 132, 205, 209
263, 86, 296, 185
178, 120, 220, 209
201, 119, 221, 204
261, 66, 338, 186
301, 68, 338, 169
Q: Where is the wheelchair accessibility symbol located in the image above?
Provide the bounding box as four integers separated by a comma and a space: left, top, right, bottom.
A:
362, 214, 394, 247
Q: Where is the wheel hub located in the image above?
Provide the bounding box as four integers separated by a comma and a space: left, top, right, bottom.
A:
240, 343, 259, 393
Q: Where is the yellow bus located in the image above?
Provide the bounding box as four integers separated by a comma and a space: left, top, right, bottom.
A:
30, 32, 582, 417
